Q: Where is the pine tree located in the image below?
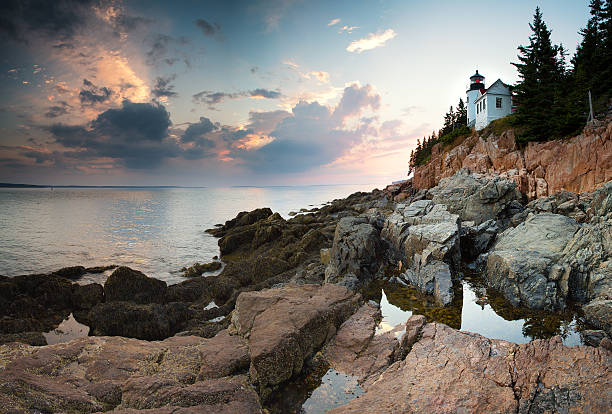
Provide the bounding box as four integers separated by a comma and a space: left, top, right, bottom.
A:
570, 0, 612, 121
512, 7, 566, 142
456, 98, 467, 126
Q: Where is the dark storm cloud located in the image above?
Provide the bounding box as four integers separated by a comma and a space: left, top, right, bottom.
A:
152, 74, 178, 98
49, 101, 216, 169
0, 0, 101, 41
51, 100, 173, 168
44, 101, 71, 118
79, 79, 112, 105
180, 117, 218, 159
181, 117, 215, 143
250, 88, 281, 99
194, 19, 221, 37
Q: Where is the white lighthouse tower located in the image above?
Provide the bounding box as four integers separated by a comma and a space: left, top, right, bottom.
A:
466, 70, 485, 128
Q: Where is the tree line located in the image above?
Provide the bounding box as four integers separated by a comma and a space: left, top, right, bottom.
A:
513, 1, 612, 142
408, 98, 470, 173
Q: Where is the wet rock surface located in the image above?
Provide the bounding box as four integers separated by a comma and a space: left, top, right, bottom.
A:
330, 322, 612, 414
231, 283, 360, 399
486, 213, 581, 310
324, 217, 385, 289
105, 266, 167, 304
0, 333, 262, 413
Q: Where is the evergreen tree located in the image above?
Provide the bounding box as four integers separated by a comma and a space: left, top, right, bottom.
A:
442, 106, 455, 136
512, 7, 566, 141
456, 98, 468, 126
570, 0, 612, 121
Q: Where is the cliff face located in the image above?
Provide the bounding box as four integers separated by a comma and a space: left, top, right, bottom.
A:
413, 118, 612, 198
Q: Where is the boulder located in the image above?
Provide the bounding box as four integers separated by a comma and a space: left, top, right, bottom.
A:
330, 323, 612, 414
323, 304, 426, 385
460, 219, 499, 261
87, 302, 172, 340
399, 260, 454, 306
231, 284, 360, 398
486, 213, 580, 309
0, 333, 262, 413
104, 266, 167, 304
427, 169, 519, 225
208, 208, 273, 237
381, 201, 460, 305
52, 266, 86, 280
583, 298, 612, 337
324, 217, 384, 289
72, 283, 104, 310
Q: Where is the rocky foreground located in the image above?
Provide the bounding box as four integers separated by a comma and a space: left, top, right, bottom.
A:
1, 165, 611, 412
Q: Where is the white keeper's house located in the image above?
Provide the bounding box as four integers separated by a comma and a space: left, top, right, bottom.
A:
466, 70, 514, 130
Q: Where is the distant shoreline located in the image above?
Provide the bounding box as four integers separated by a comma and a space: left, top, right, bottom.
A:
0, 183, 206, 189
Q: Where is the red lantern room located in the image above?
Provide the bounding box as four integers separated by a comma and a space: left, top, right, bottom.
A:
469, 70, 485, 91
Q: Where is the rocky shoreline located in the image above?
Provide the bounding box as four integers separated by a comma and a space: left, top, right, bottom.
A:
1, 169, 611, 413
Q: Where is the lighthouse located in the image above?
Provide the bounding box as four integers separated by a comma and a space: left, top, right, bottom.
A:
466, 70, 485, 128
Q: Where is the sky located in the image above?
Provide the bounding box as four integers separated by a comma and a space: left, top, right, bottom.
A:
0, 0, 590, 186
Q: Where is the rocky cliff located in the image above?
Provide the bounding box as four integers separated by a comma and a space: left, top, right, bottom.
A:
413, 117, 612, 198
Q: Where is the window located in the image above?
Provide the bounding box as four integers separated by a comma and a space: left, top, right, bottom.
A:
496, 97, 502, 108
483, 99, 486, 110
467, 96, 469, 103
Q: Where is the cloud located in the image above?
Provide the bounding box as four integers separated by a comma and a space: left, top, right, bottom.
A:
328, 18, 341, 26
49, 100, 186, 169
283, 60, 299, 69
246, 110, 291, 134
194, 19, 221, 37
333, 83, 380, 122
192, 91, 239, 107
234, 83, 382, 173
305, 71, 330, 83
152, 74, 178, 99
338, 25, 358, 34
250, 88, 281, 99
193, 88, 282, 107
146, 34, 190, 66
0, 0, 100, 41
346, 29, 396, 53
79, 79, 112, 105
180, 117, 217, 159
44, 101, 71, 118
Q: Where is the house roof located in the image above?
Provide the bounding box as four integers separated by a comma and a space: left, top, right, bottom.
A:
474, 79, 511, 102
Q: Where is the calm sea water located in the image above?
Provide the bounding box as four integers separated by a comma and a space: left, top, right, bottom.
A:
0, 185, 373, 284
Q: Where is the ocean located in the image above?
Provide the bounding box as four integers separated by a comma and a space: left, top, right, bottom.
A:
0, 185, 373, 283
